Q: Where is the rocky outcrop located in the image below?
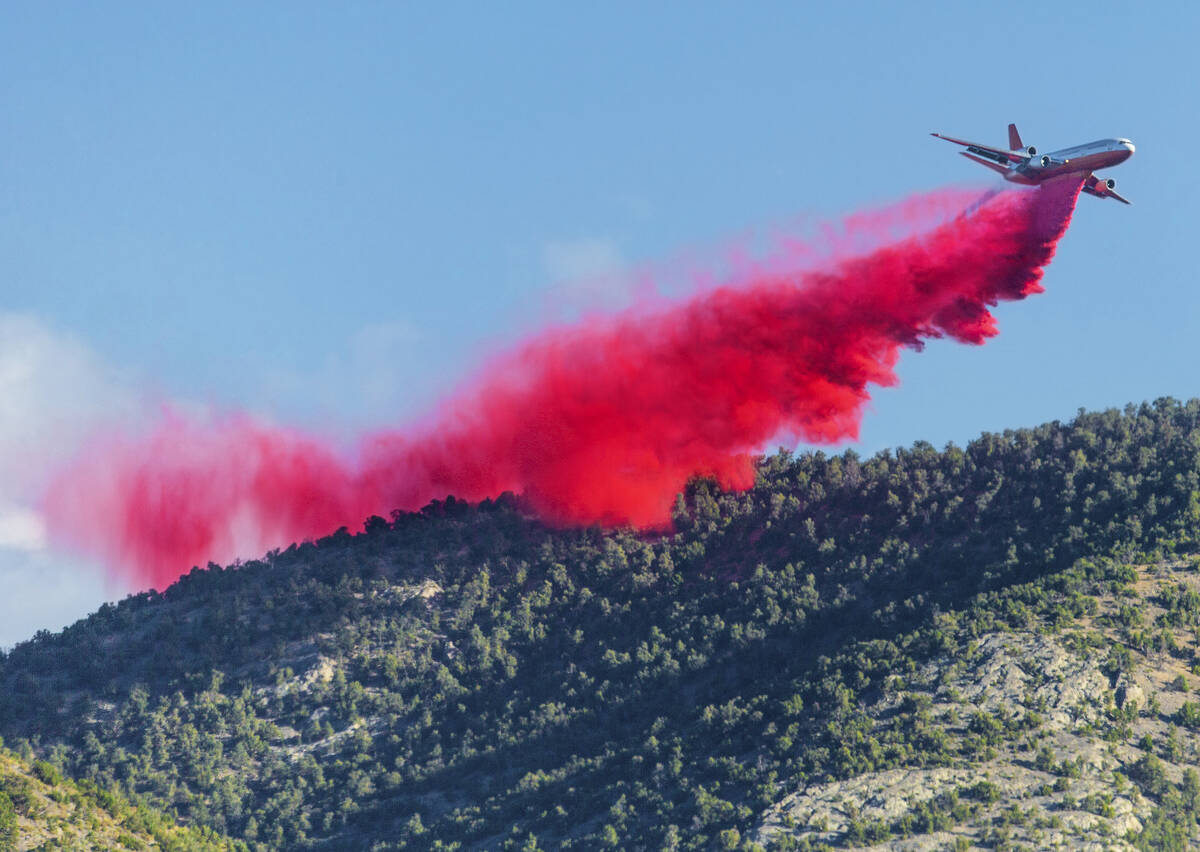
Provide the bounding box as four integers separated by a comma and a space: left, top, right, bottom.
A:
754, 627, 1169, 850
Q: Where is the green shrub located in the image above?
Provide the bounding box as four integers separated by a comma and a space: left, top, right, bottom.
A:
31, 760, 62, 787
0, 791, 15, 852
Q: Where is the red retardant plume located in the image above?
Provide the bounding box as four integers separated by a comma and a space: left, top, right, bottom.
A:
44, 178, 1084, 589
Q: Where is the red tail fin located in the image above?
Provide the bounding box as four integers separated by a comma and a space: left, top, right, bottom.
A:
1008, 123, 1024, 150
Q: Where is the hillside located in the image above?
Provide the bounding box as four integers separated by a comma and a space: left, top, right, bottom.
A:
0, 742, 241, 851
4, 400, 1200, 850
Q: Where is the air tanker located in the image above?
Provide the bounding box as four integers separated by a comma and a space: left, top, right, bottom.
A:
932, 123, 1135, 204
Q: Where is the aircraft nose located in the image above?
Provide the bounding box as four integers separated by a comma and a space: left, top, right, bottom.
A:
1124, 141, 1136, 155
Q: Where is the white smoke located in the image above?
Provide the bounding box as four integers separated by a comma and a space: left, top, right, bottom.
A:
0, 313, 141, 647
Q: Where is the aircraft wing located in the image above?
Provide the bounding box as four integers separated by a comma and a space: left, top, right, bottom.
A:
931, 132, 1024, 164
1083, 173, 1132, 205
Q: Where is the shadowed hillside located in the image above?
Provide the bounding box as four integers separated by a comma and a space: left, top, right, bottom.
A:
4, 400, 1200, 850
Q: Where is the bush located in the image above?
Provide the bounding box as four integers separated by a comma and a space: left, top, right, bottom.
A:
31, 760, 62, 787
1174, 701, 1200, 729
1130, 754, 1170, 800
0, 791, 15, 852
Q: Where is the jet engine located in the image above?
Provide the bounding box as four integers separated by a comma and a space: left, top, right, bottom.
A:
1026, 146, 1037, 157
1039, 155, 1051, 167
1100, 178, 1116, 190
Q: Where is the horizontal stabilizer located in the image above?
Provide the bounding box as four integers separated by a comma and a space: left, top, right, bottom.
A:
960, 151, 1011, 177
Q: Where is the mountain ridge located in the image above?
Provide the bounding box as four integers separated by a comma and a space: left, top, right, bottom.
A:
3, 399, 1200, 849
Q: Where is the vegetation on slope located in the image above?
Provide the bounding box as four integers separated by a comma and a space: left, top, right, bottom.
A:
2, 399, 1200, 849
0, 739, 241, 851
753, 551, 1200, 851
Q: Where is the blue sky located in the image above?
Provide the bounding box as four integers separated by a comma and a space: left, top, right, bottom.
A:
1, 2, 1195, 646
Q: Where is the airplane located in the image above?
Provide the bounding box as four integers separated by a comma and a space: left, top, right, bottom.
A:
931, 123, 1135, 204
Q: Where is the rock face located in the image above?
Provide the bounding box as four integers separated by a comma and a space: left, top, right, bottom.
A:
954, 633, 1110, 721
753, 623, 1185, 851
1115, 677, 1146, 712
758, 767, 973, 844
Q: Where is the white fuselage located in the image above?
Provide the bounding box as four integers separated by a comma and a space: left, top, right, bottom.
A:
1006, 138, 1135, 185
